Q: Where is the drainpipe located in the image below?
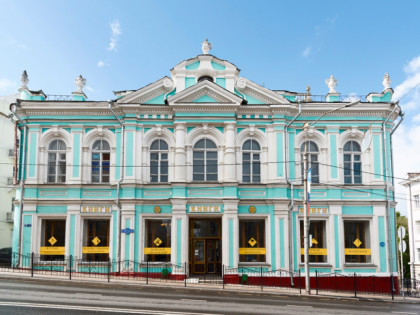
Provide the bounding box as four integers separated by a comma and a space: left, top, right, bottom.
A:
108, 100, 125, 270
285, 102, 302, 279
407, 183, 416, 281
382, 102, 399, 290
10, 101, 27, 266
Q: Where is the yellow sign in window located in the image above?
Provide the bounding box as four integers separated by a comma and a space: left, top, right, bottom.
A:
300, 248, 327, 255
92, 237, 101, 246
154, 237, 162, 247
82, 247, 109, 254
48, 236, 57, 246
345, 248, 371, 255
144, 247, 171, 255
239, 248, 266, 255
40, 247, 65, 255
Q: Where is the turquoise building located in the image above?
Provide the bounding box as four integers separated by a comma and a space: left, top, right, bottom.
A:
11, 42, 402, 281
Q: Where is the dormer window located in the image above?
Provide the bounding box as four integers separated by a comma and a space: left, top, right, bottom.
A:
198, 76, 214, 83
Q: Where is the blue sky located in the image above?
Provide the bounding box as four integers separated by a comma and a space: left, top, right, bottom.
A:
1, 0, 420, 213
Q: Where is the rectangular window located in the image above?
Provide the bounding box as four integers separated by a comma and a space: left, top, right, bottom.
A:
83, 220, 110, 261
40, 220, 66, 261
239, 219, 266, 263
344, 221, 371, 263
415, 194, 420, 208
416, 221, 420, 234
300, 220, 327, 263
144, 219, 171, 262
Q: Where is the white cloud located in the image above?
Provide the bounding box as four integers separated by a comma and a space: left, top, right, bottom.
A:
97, 60, 105, 68
392, 54, 420, 215
0, 78, 17, 93
107, 20, 122, 52
302, 46, 312, 58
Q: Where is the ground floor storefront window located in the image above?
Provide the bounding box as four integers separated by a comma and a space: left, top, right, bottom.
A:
82, 219, 110, 261
40, 219, 66, 261
300, 220, 327, 263
239, 219, 266, 263
144, 219, 171, 262
344, 221, 371, 263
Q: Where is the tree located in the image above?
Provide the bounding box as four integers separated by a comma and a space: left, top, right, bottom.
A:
396, 211, 410, 279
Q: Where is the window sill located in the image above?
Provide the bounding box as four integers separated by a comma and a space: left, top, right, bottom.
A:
343, 263, 377, 268
299, 263, 332, 268
238, 262, 270, 267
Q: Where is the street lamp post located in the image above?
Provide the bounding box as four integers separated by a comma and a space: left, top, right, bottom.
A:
302, 99, 361, 295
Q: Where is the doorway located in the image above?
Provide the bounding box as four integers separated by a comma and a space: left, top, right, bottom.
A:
189, 219, 221, 275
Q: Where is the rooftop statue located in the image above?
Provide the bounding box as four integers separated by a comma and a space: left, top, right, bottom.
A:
201, 38, 212, 54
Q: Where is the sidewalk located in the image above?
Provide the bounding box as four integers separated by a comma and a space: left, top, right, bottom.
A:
0, 270, 419, 304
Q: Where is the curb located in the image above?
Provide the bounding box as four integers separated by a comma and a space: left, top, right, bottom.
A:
0, 273, 419, 305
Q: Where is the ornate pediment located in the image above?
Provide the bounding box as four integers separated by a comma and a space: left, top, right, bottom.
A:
235, 78, 290, 105
116, 76, 175, 104
167, 80, 243, 105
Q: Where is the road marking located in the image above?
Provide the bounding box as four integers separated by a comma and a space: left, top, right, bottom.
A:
286, 305, 313, 308
391, 312, 418, 315
181, 299, 207, 303
0, 301, 219, 315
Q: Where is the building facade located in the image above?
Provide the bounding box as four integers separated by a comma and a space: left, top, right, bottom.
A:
401, 173, 420, 281
11, 43, 402, 281
0, 94, 18, 249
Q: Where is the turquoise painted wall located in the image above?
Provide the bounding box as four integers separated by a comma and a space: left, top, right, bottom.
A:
378, 216, 387, 272
125, 219, 130, 261
186, 61, 200, 70
215, 78, 226, 88
28, 133, 37, 178
193, 95, 218, 103
288, 132, 295, 180
373, 134, 381, 179
279, 219, 285, 268
277, 133, 284, 177
185, 77, 196, 88
73, 133, 81, 178
342, 206, 373, 215
330, 134, 338, 178
22, 215, 32, 262
125, 132, 134, 177
115, 130, 121, 180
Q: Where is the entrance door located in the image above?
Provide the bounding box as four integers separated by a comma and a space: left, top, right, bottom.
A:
190, 219, 221, 275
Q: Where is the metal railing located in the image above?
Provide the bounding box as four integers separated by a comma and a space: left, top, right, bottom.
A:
0, 252, 413, 300
46, 95, 75, 101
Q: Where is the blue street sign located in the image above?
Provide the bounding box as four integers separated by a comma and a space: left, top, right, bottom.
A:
121, 228, 134, 234
24, 224, 31, 227
380, 242, 385, 247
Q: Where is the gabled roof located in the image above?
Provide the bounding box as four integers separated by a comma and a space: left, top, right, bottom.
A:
167, 80, 244, 106
116, 76, 175, 104
236, 78, 290, 105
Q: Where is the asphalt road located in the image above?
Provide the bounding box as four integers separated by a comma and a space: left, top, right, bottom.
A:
0, 278, 418, 314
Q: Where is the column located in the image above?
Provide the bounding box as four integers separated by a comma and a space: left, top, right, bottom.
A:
70, 125, 83, 184
174, 122, 186, 182
25, 125, 40, 184
124, 124, 136, 183
222, 200, 239, 269
171, 199, 187, 267
326, 125, 340, 184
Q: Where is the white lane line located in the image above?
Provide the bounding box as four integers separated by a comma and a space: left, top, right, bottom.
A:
286, 305, 313, 308
181, 299, 208, 303
0, 301, 220, 315
391, 312, 418, 315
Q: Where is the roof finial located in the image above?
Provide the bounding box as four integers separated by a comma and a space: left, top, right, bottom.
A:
325, 74, 338, 93
383, 73, 391, 90
201, 38, 212, 54
20, 70, 29, 89
75, 74, 86, 93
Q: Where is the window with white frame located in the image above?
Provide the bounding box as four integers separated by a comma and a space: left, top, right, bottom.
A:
343, 141, 362, 184
91, 140, 110, 183
414, 194, 420, 208
344, 220, 371, 263
300, 141, 319, 184
193, 139, 217, 181
242, 139, 261, 183
150, 139, 168, 183
40, 219, 66, 261
239, 219, 266, 262
82, 219, 110, 262
300, 220, 327, 263
47, 139, 67, 183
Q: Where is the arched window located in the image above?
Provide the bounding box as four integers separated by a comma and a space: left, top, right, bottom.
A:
242, 139, 261, 183
300, 141, 319, 184
92, 140, 110, 183
344, 141, 362, 184
193, 139, 217, 181
47, 139, 67, 183
150, 139, 168, 183
198, 76, 214, 83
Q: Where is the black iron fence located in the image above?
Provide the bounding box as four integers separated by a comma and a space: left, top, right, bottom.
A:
0, 252, 415, 300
